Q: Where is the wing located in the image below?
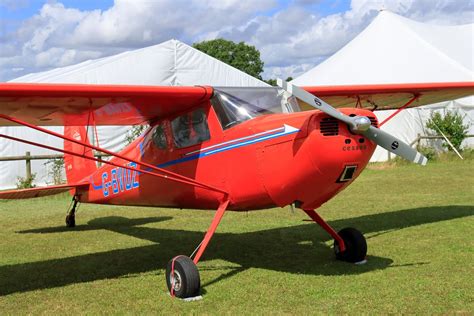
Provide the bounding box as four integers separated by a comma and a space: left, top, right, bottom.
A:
302, 82, 474, 110
0, 83, 213, 126
0, 183, 89, 199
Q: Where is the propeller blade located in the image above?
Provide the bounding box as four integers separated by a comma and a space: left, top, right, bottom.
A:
277, 79, 428, 165
362, 126, 427, 165
277, 79, 353, 126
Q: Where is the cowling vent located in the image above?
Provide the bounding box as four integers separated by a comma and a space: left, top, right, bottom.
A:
320, 117, 339, 136
368, 116, 378, 128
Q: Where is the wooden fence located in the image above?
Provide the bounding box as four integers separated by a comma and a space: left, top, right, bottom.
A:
0, 152, 110, 180
409, 134, 474, 147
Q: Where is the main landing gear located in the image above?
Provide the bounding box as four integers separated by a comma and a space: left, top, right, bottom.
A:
165, 200, 230, 299
303, 209, 367, 263
65, 195, 79, 228
165, 204, 366, 299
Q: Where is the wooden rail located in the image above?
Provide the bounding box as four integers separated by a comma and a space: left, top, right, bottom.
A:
409, 134, 474, 147
0, 152, 111, 180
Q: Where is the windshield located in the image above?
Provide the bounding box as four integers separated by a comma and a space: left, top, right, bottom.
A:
211, 87, 300, 129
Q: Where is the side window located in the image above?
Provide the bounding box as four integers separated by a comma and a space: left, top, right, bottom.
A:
171, 108, 210, 148
152, 123, 167, 149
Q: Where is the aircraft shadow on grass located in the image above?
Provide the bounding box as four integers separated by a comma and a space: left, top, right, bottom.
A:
1, 205, 472, 296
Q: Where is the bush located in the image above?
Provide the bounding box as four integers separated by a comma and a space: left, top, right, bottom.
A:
426, 111, 469, 152
16, 173, 36, 189
416, 145, 438, 161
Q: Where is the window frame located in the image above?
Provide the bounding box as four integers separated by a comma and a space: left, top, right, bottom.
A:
170, 107, 212, 149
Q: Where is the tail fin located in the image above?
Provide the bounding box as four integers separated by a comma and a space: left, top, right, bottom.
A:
64, 126, 97, 184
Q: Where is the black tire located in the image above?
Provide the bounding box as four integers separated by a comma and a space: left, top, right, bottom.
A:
65, 215, 75, 228
334, 227, 367, 263
166, 256, 200, 298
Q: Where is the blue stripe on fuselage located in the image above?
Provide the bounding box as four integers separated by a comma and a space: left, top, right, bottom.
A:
157, 126, 299, 168
91, 126, 299, 189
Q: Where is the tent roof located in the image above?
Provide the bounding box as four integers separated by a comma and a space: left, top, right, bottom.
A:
292, 11, 474, 86
10, 39, 268, 87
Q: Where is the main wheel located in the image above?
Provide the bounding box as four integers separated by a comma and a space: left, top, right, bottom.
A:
65, 215, 75, 228
166, 256, 200, 298
334, 227, 367, 263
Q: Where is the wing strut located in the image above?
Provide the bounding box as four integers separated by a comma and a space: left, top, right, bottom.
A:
1, 134, 226, 193
379, 94, 419, 127
0, 114, 227, 195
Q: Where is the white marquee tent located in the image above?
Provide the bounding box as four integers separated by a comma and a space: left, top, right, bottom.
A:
1, 39, 267, 189
292, 10, 474, 161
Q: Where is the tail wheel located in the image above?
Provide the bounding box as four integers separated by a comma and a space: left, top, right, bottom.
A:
334, 227, 367, 263
166, 256, 200, 298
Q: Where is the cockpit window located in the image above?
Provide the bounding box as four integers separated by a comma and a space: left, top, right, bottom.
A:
152, 123, 167, 149
211, 87, 300, 129
171, 108, 210, 148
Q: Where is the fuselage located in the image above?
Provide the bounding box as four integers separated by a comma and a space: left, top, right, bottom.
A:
77, 89, 377, 211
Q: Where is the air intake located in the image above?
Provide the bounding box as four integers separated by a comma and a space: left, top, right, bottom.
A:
320, 117, 339, 136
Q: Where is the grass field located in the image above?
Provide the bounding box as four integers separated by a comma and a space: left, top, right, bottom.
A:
0, 157, 473, 314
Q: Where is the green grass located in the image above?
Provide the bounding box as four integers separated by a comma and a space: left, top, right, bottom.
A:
0, 158, 473, 314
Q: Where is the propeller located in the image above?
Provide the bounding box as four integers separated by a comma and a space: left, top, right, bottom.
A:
277, 79, 427, 165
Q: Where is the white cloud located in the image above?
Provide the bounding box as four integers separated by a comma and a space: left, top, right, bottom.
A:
0, 0, 30, 11
351, 0, 474, 25
0, 0, 472, 81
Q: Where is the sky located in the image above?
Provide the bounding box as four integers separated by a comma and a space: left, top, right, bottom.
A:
0, 0, 473, 82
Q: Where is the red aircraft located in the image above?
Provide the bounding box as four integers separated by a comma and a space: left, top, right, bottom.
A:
0, 80, 473, 298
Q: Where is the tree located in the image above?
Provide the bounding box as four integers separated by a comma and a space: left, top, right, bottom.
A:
126, 125, 147, 145
193, 39, 264, 79
265, 77, 294, 86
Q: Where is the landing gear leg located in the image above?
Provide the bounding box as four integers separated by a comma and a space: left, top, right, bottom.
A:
65, 195, 79, 228
303, 209, 367, 263
166, 199, 229, 298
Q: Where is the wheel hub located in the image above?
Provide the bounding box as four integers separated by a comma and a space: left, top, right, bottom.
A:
171, 271, 182, 292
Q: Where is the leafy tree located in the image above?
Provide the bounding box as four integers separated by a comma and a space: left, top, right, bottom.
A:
426, 110, 469, 151
265, 79, 277, 86
193, 39, 264, 79
126, 125, 147, 145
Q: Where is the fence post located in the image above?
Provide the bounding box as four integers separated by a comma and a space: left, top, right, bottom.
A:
96, 152, 102, 167
25, 151, 32, 180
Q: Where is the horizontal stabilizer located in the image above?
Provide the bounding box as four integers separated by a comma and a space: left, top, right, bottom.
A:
0, 183, 88, 199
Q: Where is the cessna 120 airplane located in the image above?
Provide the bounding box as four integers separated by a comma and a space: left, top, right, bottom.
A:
0, 80, 473, 298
